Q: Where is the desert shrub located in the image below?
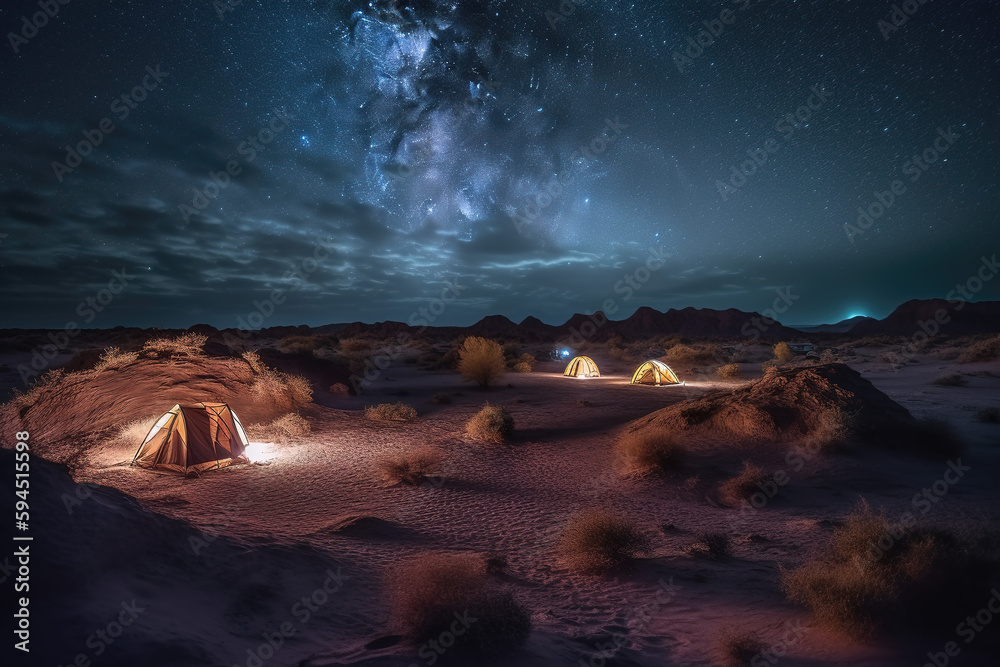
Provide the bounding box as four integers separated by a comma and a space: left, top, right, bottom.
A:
666, 343, 713, 364
387, 552, 530, 655
512, 362, 532, 373
517, 353, 535, 368
278, 335, 331, 354
241, 350, 264, 373
93, 346, 139, 372
615, 430, 683, 474
458, 336, 507, 388
559, 509, 651, 573
802, 407, 856, 452
246, 413, 311, 444
720, 462, 773, 502
377, 447, 442, 485
142, 332, 207, 357
974, 407, 1000, 424
693, 532, 731, 559
466, 403, 514, 442
329, 382, 350, 397
761, 360, 778, 374
931, 373, 968, 387
365, 402, 418, 421
715, 363, 741, 379
716, 626, 765, 667
773, 342, 794, 363
959, 335, 1000, 363
8, 370, 64, 409
432, 393, 452, 404
105, 416, 159, 453
781, 502, 994, 638
250, 368, 313, 411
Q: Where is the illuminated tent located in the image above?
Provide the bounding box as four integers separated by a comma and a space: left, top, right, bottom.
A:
630, 360, 680, 386
563, 355, 600, 378
131, 402, 249, 474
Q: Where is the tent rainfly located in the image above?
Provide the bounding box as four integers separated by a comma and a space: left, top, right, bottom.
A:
630, 360, 680, 386
131, 402, 249, 475
563, 355, 600, 378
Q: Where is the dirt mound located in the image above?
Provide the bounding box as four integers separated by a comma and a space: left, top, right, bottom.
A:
0, 354, 311, 467
318, 514, 404, 539
624, 363, 914, 446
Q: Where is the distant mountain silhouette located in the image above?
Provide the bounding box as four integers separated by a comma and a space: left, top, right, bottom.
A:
848, 299, 1000, 337
793, 315, 876, 334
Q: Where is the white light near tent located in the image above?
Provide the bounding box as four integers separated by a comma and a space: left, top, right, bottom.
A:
244, 442, 277, 462
561, 349, 570, 357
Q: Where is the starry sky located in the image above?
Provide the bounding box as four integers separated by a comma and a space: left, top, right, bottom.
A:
0, 0, 997, 329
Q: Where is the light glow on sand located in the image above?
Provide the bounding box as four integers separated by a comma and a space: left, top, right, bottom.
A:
244, 442, 277, 462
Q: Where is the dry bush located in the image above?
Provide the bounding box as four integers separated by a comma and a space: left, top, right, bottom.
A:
458, 336, 507, 388
142, 332, 208, 358
666, 343, 714, 364
517, 353, 535, 368
8, 369, 64, 409
931, 373, 968, 387
278, 335, 332, 354
974, 407, 1000, 424
559, 509, 651, 573
720, 462, 773, 502
773, 342, 794, 362
959, 335, 1000, 363
365, 402, 418, 421
241, 350, 264, 373
105, 416, 159, 454
512, 361, 532, 373
615, 430, 683, 474
249, 368, 314, 411
715, 363, 741, 379
781, 502, 994, 638
693, 532, 731, 559
377, 447, 442, 485
466, 403, 514, 442
329, 382, 350, 397
716, 626, 765, 667
93, 346, 139, 372
246, 413, 310, 444
387, 552, 531, 656
802, 407, 856, 452
761, 360, 778, 374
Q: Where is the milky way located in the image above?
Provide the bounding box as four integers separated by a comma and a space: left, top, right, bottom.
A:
0, 0, 997, 327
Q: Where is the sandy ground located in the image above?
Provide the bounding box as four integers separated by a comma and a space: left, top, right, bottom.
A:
19, 351, 992, 667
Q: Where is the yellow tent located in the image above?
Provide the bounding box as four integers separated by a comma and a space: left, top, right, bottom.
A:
630, 360, 680, 386
131, 402, 249, 475
563, 355, 600, 378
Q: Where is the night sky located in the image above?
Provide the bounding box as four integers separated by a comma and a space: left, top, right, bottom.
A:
1, 0, 997, 329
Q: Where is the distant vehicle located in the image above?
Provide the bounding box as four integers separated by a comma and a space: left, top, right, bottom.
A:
549, 348, 572, 361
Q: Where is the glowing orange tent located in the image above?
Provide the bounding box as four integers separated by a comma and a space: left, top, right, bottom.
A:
131, 402, 249, 474
563, 356, 600, 378
630, 360, 680, 386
